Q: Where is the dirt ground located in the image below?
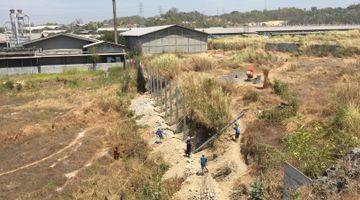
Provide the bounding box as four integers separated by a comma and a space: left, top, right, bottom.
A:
0, 80, 120, 199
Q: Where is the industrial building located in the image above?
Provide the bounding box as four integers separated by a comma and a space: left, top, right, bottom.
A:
197, 25, 360, 37
121, 25, 208, 54
0, 33, 126, 75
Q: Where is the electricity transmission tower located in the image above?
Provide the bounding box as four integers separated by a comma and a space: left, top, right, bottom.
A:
112, 0, 118, 44
139, 2, 144, 16
159, 6, 163, 16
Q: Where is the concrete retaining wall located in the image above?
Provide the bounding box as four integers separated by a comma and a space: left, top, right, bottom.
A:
0, 67, 39, 76
0, 62, 124, 76
265, 42, 300, 52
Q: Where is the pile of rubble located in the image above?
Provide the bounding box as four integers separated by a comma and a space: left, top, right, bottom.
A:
313, 148, 360, 197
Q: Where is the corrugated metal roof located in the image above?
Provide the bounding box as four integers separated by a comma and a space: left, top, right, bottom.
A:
21, 33, 99, 46
83, 41, 125, 48
121, 24, 208, 37
195, 27, 245, 34
121, 25, 174, 37
196, 25, 360, 35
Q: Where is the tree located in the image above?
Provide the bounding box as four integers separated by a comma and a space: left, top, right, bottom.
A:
89, 47, 100, 71
0, 27, 5, 34
99, 31, 126, 44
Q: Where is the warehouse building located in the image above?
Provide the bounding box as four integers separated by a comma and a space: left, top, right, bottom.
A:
0, 33, 126, 75
121, 24, 208, 54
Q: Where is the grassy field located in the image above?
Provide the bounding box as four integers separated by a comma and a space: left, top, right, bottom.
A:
0, 68, 176, 199
142, 31, 360, 199
1, 30, 359, 199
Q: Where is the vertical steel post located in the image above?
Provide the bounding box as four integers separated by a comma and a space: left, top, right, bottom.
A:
183, 94, 187, 133
175, 86, 179, 132
164, 80, 168, 113
169, 81, 173, 123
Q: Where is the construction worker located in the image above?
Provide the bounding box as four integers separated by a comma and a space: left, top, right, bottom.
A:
200, 154, 208, 174
246, 64, 255, 81
113, 147, 120, 160
155, 127, 164, 143
233, 122, 241, 140
185, 137, 192, 157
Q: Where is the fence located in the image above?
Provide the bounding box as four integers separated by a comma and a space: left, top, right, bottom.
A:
147, 72, 188, 133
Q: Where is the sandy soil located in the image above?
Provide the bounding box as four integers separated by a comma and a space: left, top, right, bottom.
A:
131, 94, 249, 199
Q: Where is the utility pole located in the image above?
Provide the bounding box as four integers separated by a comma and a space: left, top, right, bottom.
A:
112, 0, 118, 44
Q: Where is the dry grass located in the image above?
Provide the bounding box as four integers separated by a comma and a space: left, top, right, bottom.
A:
209, 36, 264, 51
181, 54, 217, 72
146, 54, 181, 79
178, 73, 231, 131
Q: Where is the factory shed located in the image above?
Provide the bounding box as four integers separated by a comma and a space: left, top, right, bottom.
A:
22, 33, 98, 50
121, 24, 208, 54
0, 33, 126, 76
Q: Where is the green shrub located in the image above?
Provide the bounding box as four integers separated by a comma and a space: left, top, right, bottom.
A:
121, 72, 132, 93
259, 79, 299, 122
244, 90, 259, 103
15, 83, 23, 91
251, 143, 285, 171
260, 96, 299, 123
4, 80, 14, 90
272, 79, 289, 98
108, 67, 123, 78
333, 104, 360, 137
284, 125, 334, 178
67, 79, 80, 88
249, 180, 264, 200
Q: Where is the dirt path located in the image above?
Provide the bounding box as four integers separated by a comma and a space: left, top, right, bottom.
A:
0, 130, 86, 177
131, 94, 248, 199
0, 127, 107, 199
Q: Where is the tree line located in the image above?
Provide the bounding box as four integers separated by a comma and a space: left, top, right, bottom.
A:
103, 4, 360, 28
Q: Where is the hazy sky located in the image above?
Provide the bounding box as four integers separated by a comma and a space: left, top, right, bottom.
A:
0, 0, 359, 24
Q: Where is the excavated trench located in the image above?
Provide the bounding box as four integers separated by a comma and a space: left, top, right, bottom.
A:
186, 118, 217, 149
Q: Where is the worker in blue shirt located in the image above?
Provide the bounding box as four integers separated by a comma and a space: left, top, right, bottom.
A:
200, 154, 208, 174
233, 122, 241, 140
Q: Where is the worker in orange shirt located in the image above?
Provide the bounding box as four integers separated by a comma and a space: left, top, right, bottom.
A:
246, 65, 255, 80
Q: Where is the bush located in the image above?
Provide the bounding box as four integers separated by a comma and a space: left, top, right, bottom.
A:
4, 80, 14, 90
249, 180, 265, 200
180, 74, 231, 131
284, 125, 334, 178
209, 36, 264, 51
259, 80, 299, 122
244, 90, 259, 103
333, 104, 360, 137
67, 79, 80, 88
15, 82, 23, 91
335, 83, 360, 107
231, 48, 280, 66
272, 79, 289, 98
148, 54, 181, 79
188, 54, 216, 72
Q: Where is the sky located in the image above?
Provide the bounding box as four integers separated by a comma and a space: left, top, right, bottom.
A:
0, 0, 359, 25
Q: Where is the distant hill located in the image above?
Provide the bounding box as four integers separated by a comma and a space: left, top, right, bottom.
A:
103, 4, 360, 28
